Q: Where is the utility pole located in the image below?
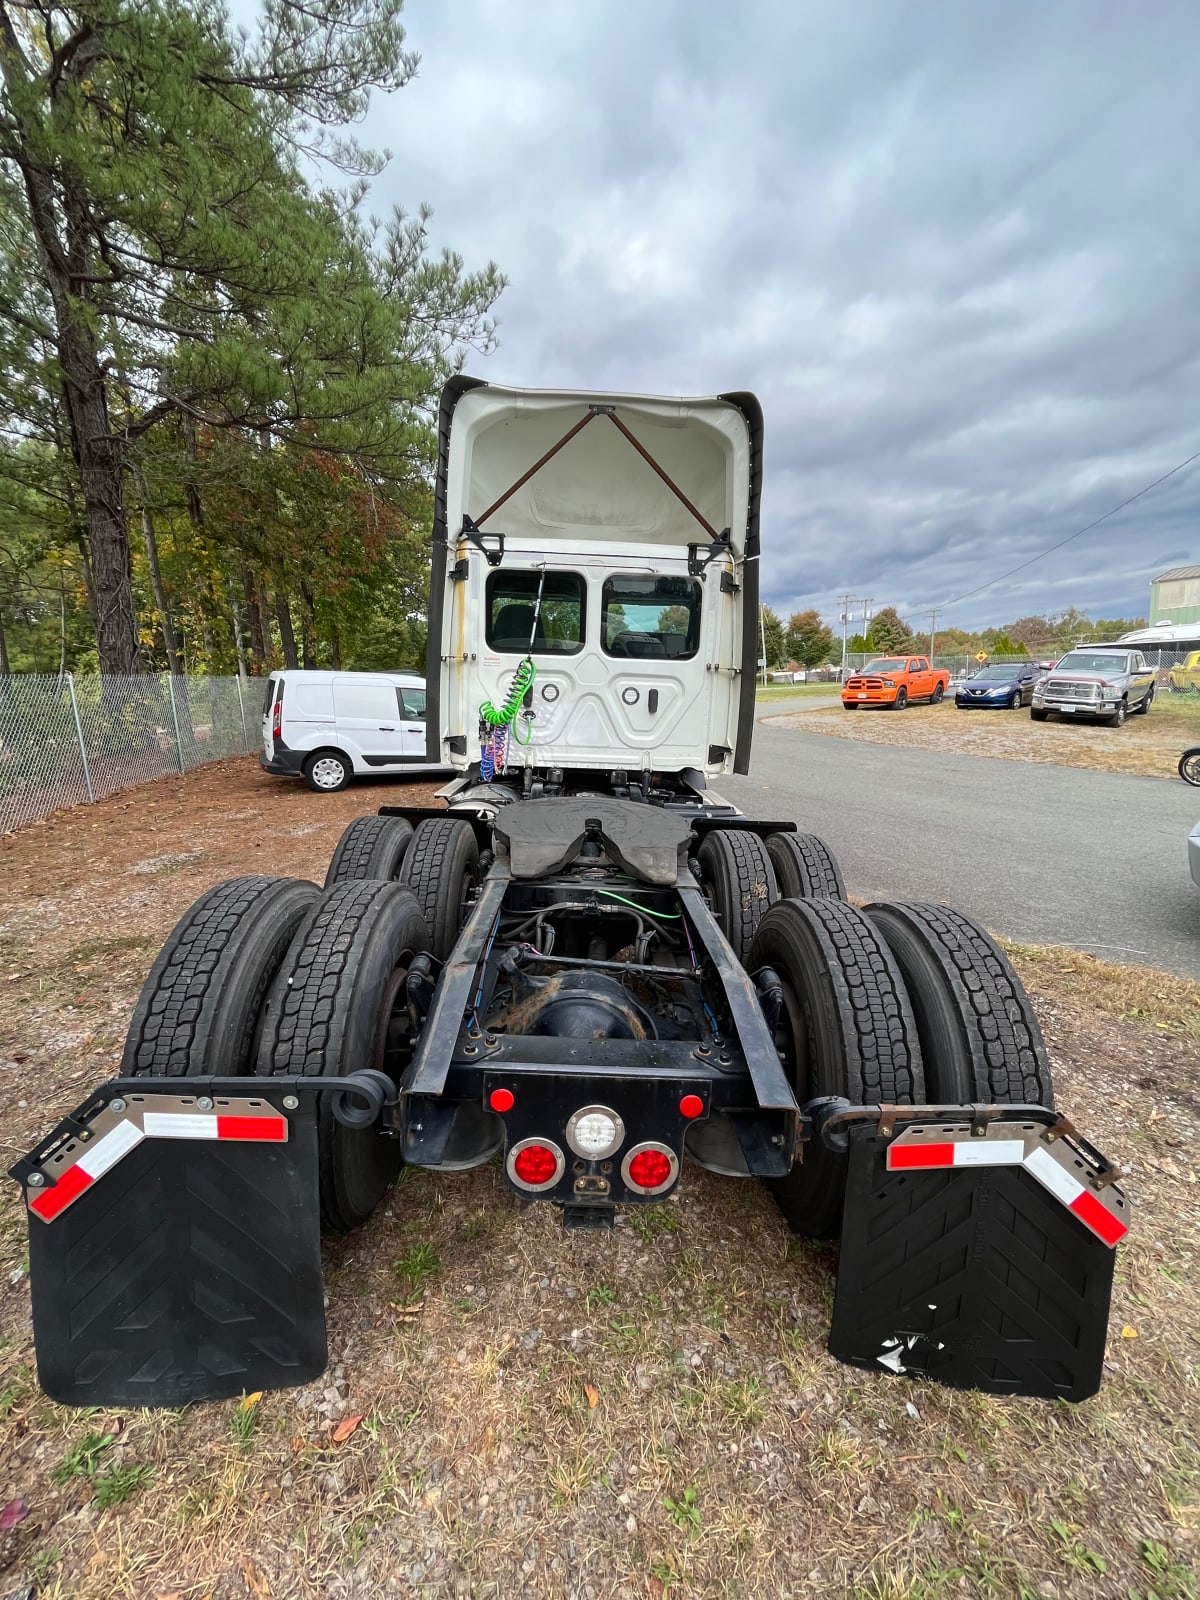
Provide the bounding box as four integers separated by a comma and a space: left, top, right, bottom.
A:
838, 593, 855, 680
759, 604, 769, 686
926, 607, 939, 661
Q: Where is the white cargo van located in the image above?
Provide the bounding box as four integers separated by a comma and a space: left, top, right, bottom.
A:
259, 670, 444, 792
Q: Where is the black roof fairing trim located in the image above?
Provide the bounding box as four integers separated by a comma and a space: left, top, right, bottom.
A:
425, 375, 487, 763
718, 391, 763, 776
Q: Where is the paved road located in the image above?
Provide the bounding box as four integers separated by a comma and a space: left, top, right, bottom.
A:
724, 710, 1200, 978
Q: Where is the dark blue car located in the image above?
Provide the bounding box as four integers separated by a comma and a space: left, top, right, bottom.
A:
954, 662, 1040, 709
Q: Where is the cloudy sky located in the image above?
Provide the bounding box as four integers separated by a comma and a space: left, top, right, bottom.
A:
357, 0, 1200, 632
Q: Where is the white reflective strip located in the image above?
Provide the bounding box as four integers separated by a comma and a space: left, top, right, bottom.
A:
1024, 1145, 1083, 1206
143, 1112, 219, 1140
952, 1139, 1025, 1168
76, 1118, 144, 1179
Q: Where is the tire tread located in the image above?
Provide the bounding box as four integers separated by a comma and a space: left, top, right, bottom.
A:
121, 876, 318, 1077
865, 901, 1052, 1104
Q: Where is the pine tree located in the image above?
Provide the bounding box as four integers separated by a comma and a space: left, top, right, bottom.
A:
759, 606, 787, 669
865, 607, 911, 654
0, 0, 501, 672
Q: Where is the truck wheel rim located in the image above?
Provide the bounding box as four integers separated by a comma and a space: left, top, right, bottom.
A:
773, 972, 812, 1099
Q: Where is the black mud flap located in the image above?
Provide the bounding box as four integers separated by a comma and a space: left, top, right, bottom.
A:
827, 1109, 1129, 1402
16, 1088, 327, 1408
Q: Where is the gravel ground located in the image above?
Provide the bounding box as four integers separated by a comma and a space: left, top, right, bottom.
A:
773, 698, 1200, 780
0, 758, 1197, 1599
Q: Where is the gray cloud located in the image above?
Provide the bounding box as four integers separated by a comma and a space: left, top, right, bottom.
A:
364, 0, 1200, 629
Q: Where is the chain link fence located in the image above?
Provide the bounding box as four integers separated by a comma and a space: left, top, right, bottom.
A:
0, 673, 261, 836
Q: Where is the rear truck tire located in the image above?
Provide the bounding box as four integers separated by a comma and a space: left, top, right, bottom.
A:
765, 831, 846, 900
1180, 747, 1200, 785
257, 880, 432, 1232
932, 682, 945, 704
398, 817, 480, 960
749, 898, 924, 1239
696, 829, 778, 964
1135, 685, 1154, 714
325, 815, 414, 888
864, 901, 1053, 1106
1106, 699, 1128, 728
1030, 709, 1048, 722
893, 688, 908, 710
303, 749, 352, 793
121, 876, 319, 1078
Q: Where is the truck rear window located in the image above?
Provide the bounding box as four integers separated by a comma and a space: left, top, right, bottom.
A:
486, 572, 584, 654
602, 576, 701, 660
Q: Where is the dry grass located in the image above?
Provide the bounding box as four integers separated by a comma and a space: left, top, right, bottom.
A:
1005, 940, 1200, 1040
772, 692, 1200, 779
0, 758, 1198, 1597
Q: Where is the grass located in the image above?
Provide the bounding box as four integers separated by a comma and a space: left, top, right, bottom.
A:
1004, 941, 1200, 1039
92, 1463, 154, 1509
776, 688, 1200, 779
52, 1429, 115, 1483
2, 758, 1199, 1599
754, 681, 840, 699
392, 1241, 439, 1295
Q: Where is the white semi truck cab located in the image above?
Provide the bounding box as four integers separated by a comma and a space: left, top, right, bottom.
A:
426, 378, 762, 794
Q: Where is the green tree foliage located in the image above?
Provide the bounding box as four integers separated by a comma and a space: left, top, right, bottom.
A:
865, 607, 911, 653
759, 605, 787, 669
786, 609, 835, 668
0, 0, 503, 673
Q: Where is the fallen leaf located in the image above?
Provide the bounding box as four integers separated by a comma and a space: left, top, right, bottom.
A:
289, 1436, 308, 1452
331, 1414, 363, 1443
648, 1579, 666, 1600
584, 1383, 599, 1409
237, 1390, 264, 1412
1121, 1325, 1139, 1339
240, 1557, 270, 1598
0, 1497, 28, 1531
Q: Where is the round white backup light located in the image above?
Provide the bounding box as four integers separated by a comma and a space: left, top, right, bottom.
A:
566, 1105, 624, 1161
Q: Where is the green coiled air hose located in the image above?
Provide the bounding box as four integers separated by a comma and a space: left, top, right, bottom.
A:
480, 656, 537, 743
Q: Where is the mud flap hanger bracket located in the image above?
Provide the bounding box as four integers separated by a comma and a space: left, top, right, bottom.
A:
803, 1097, 1118, 1174
9, 1069, 399, 1191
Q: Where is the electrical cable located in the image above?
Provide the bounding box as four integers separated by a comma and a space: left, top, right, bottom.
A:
936, 447, 1200, 611
589, 889, 682, 920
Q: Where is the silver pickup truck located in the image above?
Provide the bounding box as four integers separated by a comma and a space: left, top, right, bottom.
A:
1031, 646, 1156, 727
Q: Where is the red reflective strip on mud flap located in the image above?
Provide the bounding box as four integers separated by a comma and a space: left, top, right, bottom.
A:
887, 1135, 1128, 1247
29, 1163, 93, 1222
28, 1109, 288, 1221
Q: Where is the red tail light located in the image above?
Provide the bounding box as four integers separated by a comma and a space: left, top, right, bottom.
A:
622, 1142, 679, 1195
271, 687, 283, 738
507, 1138, 564, 1191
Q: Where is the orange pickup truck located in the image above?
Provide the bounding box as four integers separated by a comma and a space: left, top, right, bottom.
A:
842, 655, 950, 710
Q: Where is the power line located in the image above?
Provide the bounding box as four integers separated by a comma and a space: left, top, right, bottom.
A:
936, 447, 1200, 612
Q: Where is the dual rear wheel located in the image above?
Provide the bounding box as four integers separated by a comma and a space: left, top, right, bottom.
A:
122, 816, 1051, 1243
752, 896, 1053, 1237
121, 815, 483, 1233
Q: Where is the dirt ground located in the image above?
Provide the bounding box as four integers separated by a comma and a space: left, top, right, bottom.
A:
0, 757, 1198, 1600
772, 695, 1200, 780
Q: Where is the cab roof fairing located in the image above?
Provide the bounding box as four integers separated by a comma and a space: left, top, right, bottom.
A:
425, 378, 763, 774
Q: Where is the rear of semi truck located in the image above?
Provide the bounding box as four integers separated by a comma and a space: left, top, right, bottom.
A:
11, 379, 1128, 1410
